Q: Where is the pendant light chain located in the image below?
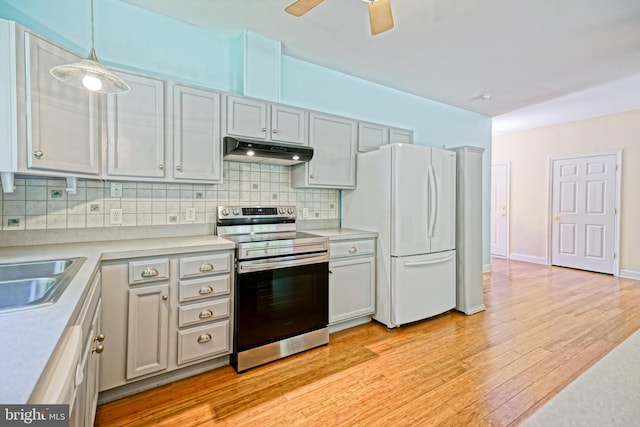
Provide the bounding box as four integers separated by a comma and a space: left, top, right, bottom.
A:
90, 0, 95, 50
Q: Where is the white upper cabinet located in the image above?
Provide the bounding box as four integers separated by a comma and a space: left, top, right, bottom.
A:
389, 127, 414, 144
225, 95, 307, 145
358, 122, 389, 153
25, 32, 99, 175
106, 71, 165, 178
358, 123, 413, 153
172, 84, 222, 182
270, 104, 307, 144
225, 96, 267, 139
292, 112, 357, 189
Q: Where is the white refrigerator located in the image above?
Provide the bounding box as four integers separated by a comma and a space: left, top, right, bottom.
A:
342, 143, 457, 328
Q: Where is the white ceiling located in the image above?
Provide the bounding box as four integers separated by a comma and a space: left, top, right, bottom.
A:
122, 0, 640, 130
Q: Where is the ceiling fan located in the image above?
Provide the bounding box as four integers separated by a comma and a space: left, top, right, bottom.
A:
285, 0, 394, 35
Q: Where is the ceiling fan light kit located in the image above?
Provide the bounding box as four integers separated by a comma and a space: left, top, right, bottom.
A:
50, 0, 130, 94
286, 0, 394, 35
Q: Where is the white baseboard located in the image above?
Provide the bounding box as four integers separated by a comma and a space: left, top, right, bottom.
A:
619, 269, 640, 281
483, 264, 492, 273
509, 253, 548, 265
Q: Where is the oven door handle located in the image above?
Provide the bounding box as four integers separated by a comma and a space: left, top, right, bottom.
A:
238, 253, 329, 273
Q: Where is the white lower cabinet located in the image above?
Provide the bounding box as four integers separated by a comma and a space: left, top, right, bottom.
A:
126, 283, 170, 379
328, 238, 376, 332
70, 272, 103, 427
99, 249, 234, 393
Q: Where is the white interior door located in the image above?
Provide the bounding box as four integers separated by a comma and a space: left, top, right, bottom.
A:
551, 154, 617, 274
491, 163, 509, 257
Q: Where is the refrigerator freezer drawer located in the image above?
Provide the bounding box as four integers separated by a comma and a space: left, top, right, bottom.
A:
390, 250, 456, 327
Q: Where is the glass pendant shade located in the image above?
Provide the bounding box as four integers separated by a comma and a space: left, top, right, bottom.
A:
49, 0, 130, 94
50, 48, 130, 94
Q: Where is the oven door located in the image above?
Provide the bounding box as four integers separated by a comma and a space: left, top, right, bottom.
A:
235, 253, 329, 353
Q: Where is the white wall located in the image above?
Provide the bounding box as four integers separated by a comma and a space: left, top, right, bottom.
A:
493, 109, 640, 276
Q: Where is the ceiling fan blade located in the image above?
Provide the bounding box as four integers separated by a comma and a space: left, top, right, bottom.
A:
285, 0, 325, 17
368, 0, 394, 35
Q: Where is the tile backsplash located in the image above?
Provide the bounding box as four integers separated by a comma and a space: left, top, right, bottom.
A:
0, 162, 339, 231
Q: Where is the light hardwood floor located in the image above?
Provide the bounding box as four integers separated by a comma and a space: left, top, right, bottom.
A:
96, 258, 640, 426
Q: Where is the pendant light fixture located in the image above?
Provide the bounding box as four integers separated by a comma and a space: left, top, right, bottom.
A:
50, 0, 130, 94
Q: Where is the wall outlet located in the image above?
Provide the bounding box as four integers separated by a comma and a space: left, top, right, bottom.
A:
302, 207, 309, 219
185, 207, 196, 222
110, 208, 123, 225
110, 182, 123, 198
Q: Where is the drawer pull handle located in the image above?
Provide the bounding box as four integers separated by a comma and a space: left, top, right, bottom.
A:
199, 263, 214, 272
197, 333, 212, 344
199, 309, 213, 319
141, 267, 159, 278
199, 285, 213, 295
348, 247, 357, 254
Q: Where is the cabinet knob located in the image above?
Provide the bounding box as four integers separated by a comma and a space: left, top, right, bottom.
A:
199, 263, 214, 272
329, 269, 333, 274
162, 294, 168, 301
141, 267, 159, 278
197, 333, 212, 344
159, 164, 164, 170
176, 165, 182, 171
33, 150, 44, 159
553, 215, 560, 221
199, 285, 214, 295
199, 309, 213, 319
93, 344, 105, 354
310, 174, 315, 179
272, 129, 278, 134
95, 333, 105, 342
348, 247, 357, 254
261, 127, 267, 132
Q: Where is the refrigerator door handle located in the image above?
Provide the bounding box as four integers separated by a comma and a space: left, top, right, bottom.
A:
404, 253, 454, 267
428, 164, 437, 237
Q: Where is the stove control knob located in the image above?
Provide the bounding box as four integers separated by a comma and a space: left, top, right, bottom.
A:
221, 208, 229, 216
278, 207, 285, 214
232, 208, 240, 215
287, 207, 294, 214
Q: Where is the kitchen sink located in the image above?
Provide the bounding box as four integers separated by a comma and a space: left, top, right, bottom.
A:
0, 257, 86, 312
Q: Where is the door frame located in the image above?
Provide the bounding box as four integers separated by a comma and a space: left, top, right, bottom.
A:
547, 151, 621, 276
491, 162, 510, 258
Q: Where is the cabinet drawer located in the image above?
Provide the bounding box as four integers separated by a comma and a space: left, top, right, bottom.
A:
128, 258, 169, 284
179, 275, 231, 302
179, 253, 231, 279
178, 298, 230, 328
177, 320, 230, 364
330, 239, 375, 259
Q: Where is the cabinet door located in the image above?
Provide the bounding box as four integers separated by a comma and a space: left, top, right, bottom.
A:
270, 104, 307, 144
107, 71, 165, 178
226, 95, 267, 139
389, 127, 413, 144
329, 256, 375, 324
358, 122, 388, 152
25, 33, 99, 175
84, 299, 102, 426
303, 112, 357, 188
126, 284, 169, 379
173, 84, 222, 182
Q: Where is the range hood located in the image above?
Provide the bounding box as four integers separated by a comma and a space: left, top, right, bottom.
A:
223, 136, 314, 166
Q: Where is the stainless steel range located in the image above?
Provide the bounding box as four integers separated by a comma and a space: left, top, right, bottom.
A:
216, 206, 330, 372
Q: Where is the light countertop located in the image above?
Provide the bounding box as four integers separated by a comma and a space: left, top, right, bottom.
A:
0, 235, 235, 404
307, 228, 377, 241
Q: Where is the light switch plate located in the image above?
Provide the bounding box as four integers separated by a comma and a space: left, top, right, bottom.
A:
110, 182, 123, 198
185, 207, 196, 222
